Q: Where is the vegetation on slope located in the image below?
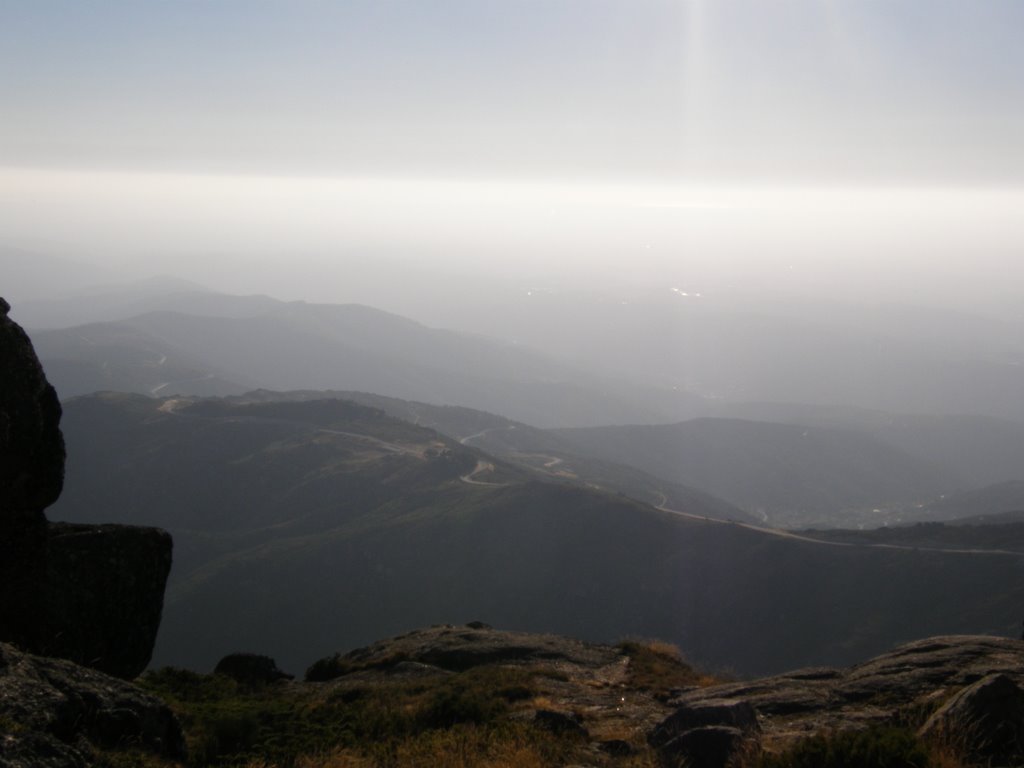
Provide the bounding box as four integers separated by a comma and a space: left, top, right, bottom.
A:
131, 626, 706, 768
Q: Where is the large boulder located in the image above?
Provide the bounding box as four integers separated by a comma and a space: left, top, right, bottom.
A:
918, 673, 1024, 764
0, 301, 173, 678
0, 297, 65, 521
0, 641, 185, 768
649, 698, 759, 768
655, 725, 749, 768
662, 636, 1024, 759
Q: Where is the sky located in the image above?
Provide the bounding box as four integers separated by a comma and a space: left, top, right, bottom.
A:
1, 0, 1022, 309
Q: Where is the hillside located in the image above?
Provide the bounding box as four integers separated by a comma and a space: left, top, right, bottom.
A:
227, 388, 752, 525
24, 292, 705, 427
548, 418, 953, 528
49, 393, 1024, 678
805, 520, 1024, 552
30, 319, 252, 398
907, 480, 1024, 523
707, 403, 1024, 494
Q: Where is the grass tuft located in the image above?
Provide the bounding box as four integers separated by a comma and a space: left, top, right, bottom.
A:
616, 640, 716, 701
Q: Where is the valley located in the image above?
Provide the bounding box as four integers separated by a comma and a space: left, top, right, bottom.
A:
50, 390, 1024, 680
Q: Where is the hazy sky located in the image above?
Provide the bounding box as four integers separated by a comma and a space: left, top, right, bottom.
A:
1, 1, 1022, 309
3, 0, 1022, 181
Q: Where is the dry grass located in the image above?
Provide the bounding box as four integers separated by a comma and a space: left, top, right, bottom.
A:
616, 638, 717, 700
241, 723, 575, 768
637, 640, 685, 661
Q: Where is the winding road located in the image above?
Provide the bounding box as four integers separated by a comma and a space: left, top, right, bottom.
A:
653, 493, 1024, 557
460, 460, 508, 487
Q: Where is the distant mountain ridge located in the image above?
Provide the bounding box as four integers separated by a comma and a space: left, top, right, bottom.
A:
29, 294, 705, 427
540, 418, 953, 528
50, 391, 1023, 677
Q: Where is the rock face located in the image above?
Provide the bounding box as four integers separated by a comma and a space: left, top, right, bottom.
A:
662, 635, 1024, 764
0, 301, 173, 679
648, 699, 760, 768
0, 641, 185, 768
307, 623, 623, 681
918, 672, 1024, 764
0, 297, 65, 521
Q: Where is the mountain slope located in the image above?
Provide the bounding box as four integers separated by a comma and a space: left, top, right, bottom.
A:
31, 320, 252, 398
49, 393, 1023, 677
32, 300, 703, 427
547, 418, 954, 527
229, 388, 752, 524
706, 403, 1024, 493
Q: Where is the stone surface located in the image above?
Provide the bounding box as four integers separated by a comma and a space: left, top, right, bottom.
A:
310, 625, 674, 752
649, 698, 759, 768
0, 519, 173, 681
918, 672, 1024, 764
0, 300, 65, 521
657, 726, 748, 768
0, 641, 185, 768
0, 301, 173, 679
311, 624, 622, 679
649, 698, 758, 749
667, 635, 1024, 752
40, 523, 173, 679
276, 626, 1024, 764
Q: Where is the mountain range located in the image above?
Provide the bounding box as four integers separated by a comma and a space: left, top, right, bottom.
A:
49, 391, 1024, 678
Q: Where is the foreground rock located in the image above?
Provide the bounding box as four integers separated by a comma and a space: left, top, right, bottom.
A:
660, 634, 1024, 764
0, 300, 173, 678
918, 672, 1024, 765
0, 641, 185, 768
308, 623, 623, 679
648, 698, 760, 768
306, 623, 690, 751
0, 297, 65, 522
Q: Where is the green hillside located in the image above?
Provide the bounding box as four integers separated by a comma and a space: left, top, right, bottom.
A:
50, 393, 1024, 678
549, 418, 954, 528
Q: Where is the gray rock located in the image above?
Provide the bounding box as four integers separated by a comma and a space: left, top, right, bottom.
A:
665, 635, 1024, 756
0, 642, 185, 768
657, 725, 748, 768
0, 300, 64, 521
0, 304, 173, 678
919, 673, 1024, 764
649, 698, 759, 748
837, 635, 1024, 704
320, 625, 620, 674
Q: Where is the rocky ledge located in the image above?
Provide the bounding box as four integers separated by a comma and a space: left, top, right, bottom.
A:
303, 627, 1024, 767
663, 634, 1024, 767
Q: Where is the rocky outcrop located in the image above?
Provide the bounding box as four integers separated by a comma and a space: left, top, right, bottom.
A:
0, 301, 173, 679
918, 672, 1024, 764
35, 523, 173, 679
648, 699, 759, 768
0, 641, 185, 768
660, 635, 1024, 764
307, 623, 622, 681
0, 297, 65, 522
